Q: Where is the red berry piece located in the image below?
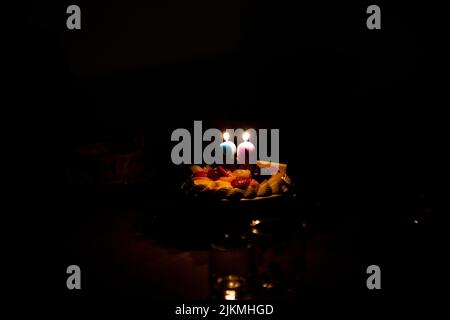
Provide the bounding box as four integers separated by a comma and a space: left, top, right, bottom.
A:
193, 171, 207, 178
231, 178, 252, 189
218, 166, 231, 177
207, 168, 221, 180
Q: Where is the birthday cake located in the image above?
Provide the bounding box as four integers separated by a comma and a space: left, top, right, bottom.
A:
182, 161, 293, 201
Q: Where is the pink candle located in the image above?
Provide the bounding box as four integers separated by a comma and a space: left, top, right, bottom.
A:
237, 131, 256, 165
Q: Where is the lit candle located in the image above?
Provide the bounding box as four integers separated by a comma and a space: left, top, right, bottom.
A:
237, 131, 256, 165
219, 132, 236, 164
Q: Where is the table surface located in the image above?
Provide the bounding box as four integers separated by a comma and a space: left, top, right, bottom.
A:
63, 206, 365, 299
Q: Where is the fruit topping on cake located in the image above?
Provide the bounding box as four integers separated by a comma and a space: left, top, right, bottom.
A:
184, 162, 293, 200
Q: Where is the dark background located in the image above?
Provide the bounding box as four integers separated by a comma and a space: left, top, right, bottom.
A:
18, 0, 446, 310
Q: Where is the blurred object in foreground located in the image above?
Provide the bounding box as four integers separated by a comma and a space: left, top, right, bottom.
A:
209, 232, 255, 300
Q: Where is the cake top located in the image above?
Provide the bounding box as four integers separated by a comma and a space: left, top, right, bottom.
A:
182, 161, 292, 201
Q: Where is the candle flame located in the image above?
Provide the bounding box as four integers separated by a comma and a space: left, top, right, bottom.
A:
223, 132, 230, 142
243, 131, 250, 141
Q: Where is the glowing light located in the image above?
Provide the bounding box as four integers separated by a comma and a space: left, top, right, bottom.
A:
250, 219, 261, 227
223, 132, 230, 142
243, 131, 250, 142
225, 290, 237, 300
